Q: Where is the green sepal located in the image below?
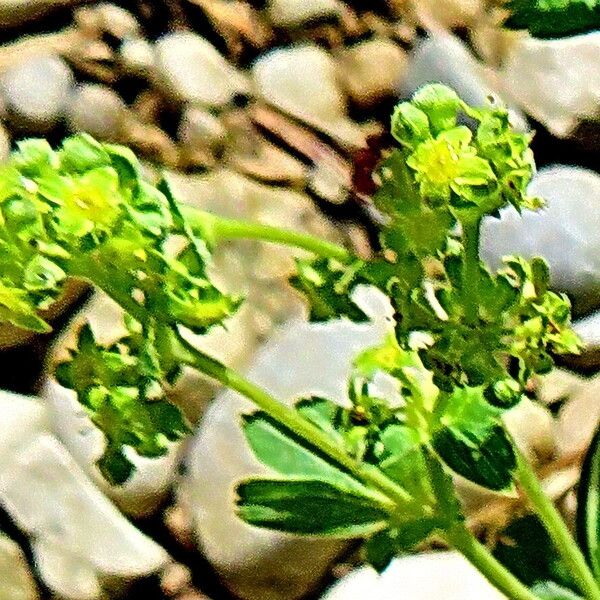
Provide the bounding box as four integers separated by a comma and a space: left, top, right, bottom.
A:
58, 134, 111, 174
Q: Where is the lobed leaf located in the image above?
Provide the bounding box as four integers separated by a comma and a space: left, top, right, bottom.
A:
432, 387, 516, 491
504, 0, 600, 39
289, 257, 369, 323
577, 423, 600, 580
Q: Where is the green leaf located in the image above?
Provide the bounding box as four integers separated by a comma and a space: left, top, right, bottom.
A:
242, 412, 371, 496
97, 445, 134, 486
364, 518, 442, 572
494, 515, 578, 592
290, 257, 369, 323
296, 396, 346, 442
504, 0, 600, 39
577, 424, 600, 580
58, 133, 111, 174
56, 322, 190, 483
236, 479, 389, 537
373, 424, 434, 502
432, 386, 516, 491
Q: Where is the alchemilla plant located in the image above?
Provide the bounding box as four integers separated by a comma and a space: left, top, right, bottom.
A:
2, 84, 600, 600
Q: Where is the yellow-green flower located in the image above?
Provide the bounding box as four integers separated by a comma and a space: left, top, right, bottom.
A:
406, 126, 495, 203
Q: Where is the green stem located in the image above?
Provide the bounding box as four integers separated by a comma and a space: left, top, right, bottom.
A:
445, 522, 540, 600
462, 219, 481, 324
180, 206, 352, 261
516, 451, 600, 600
174, 330, 418, 512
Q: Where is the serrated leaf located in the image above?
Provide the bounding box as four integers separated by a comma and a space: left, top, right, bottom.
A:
504, 0, 600, 39
242, 412, 373, 497
494, 515, 578, 593
296, 396, 346, 442
290, 257, 369, 323
57, 322, 190, 483
236, 479, 390, 537
432, 386, 516, 491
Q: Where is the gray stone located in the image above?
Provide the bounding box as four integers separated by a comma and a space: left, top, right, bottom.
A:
154, 32, 249, 107
252, 44, 365, 147
321, 552, 505, 599
178, 106, 227, 150
481, 165, 600, 314
0, 535, 38, 600
401, 33, 527, 131
498, 32, 600, 138
67, 83, 128, 141
179, 288, 393, 600
337, 38, 407, 105
1, 54, 74, 131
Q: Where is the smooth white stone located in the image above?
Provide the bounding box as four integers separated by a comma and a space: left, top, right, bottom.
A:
499, 32, 600, 137
574, 310, 600, 349
401, 33, 527, 131
0, 54, 74, 131
0, 391, 168, 600
67, 83, 128, 141
120, 38, 155, 75
321, 552, 505, 599
252, 44, 366, 147
0, 535, 38, 600
179, 288, 393, 600
481, 166, 600, 312
267, 0, 342, 27
154, 32, 250, 107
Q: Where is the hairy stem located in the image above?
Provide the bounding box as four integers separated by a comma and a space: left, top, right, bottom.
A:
462, 219, 481, 324
181, 206, 352, 262
174, 330, 420, 512
445, 522, 540, 600
516, 451, 600, 600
